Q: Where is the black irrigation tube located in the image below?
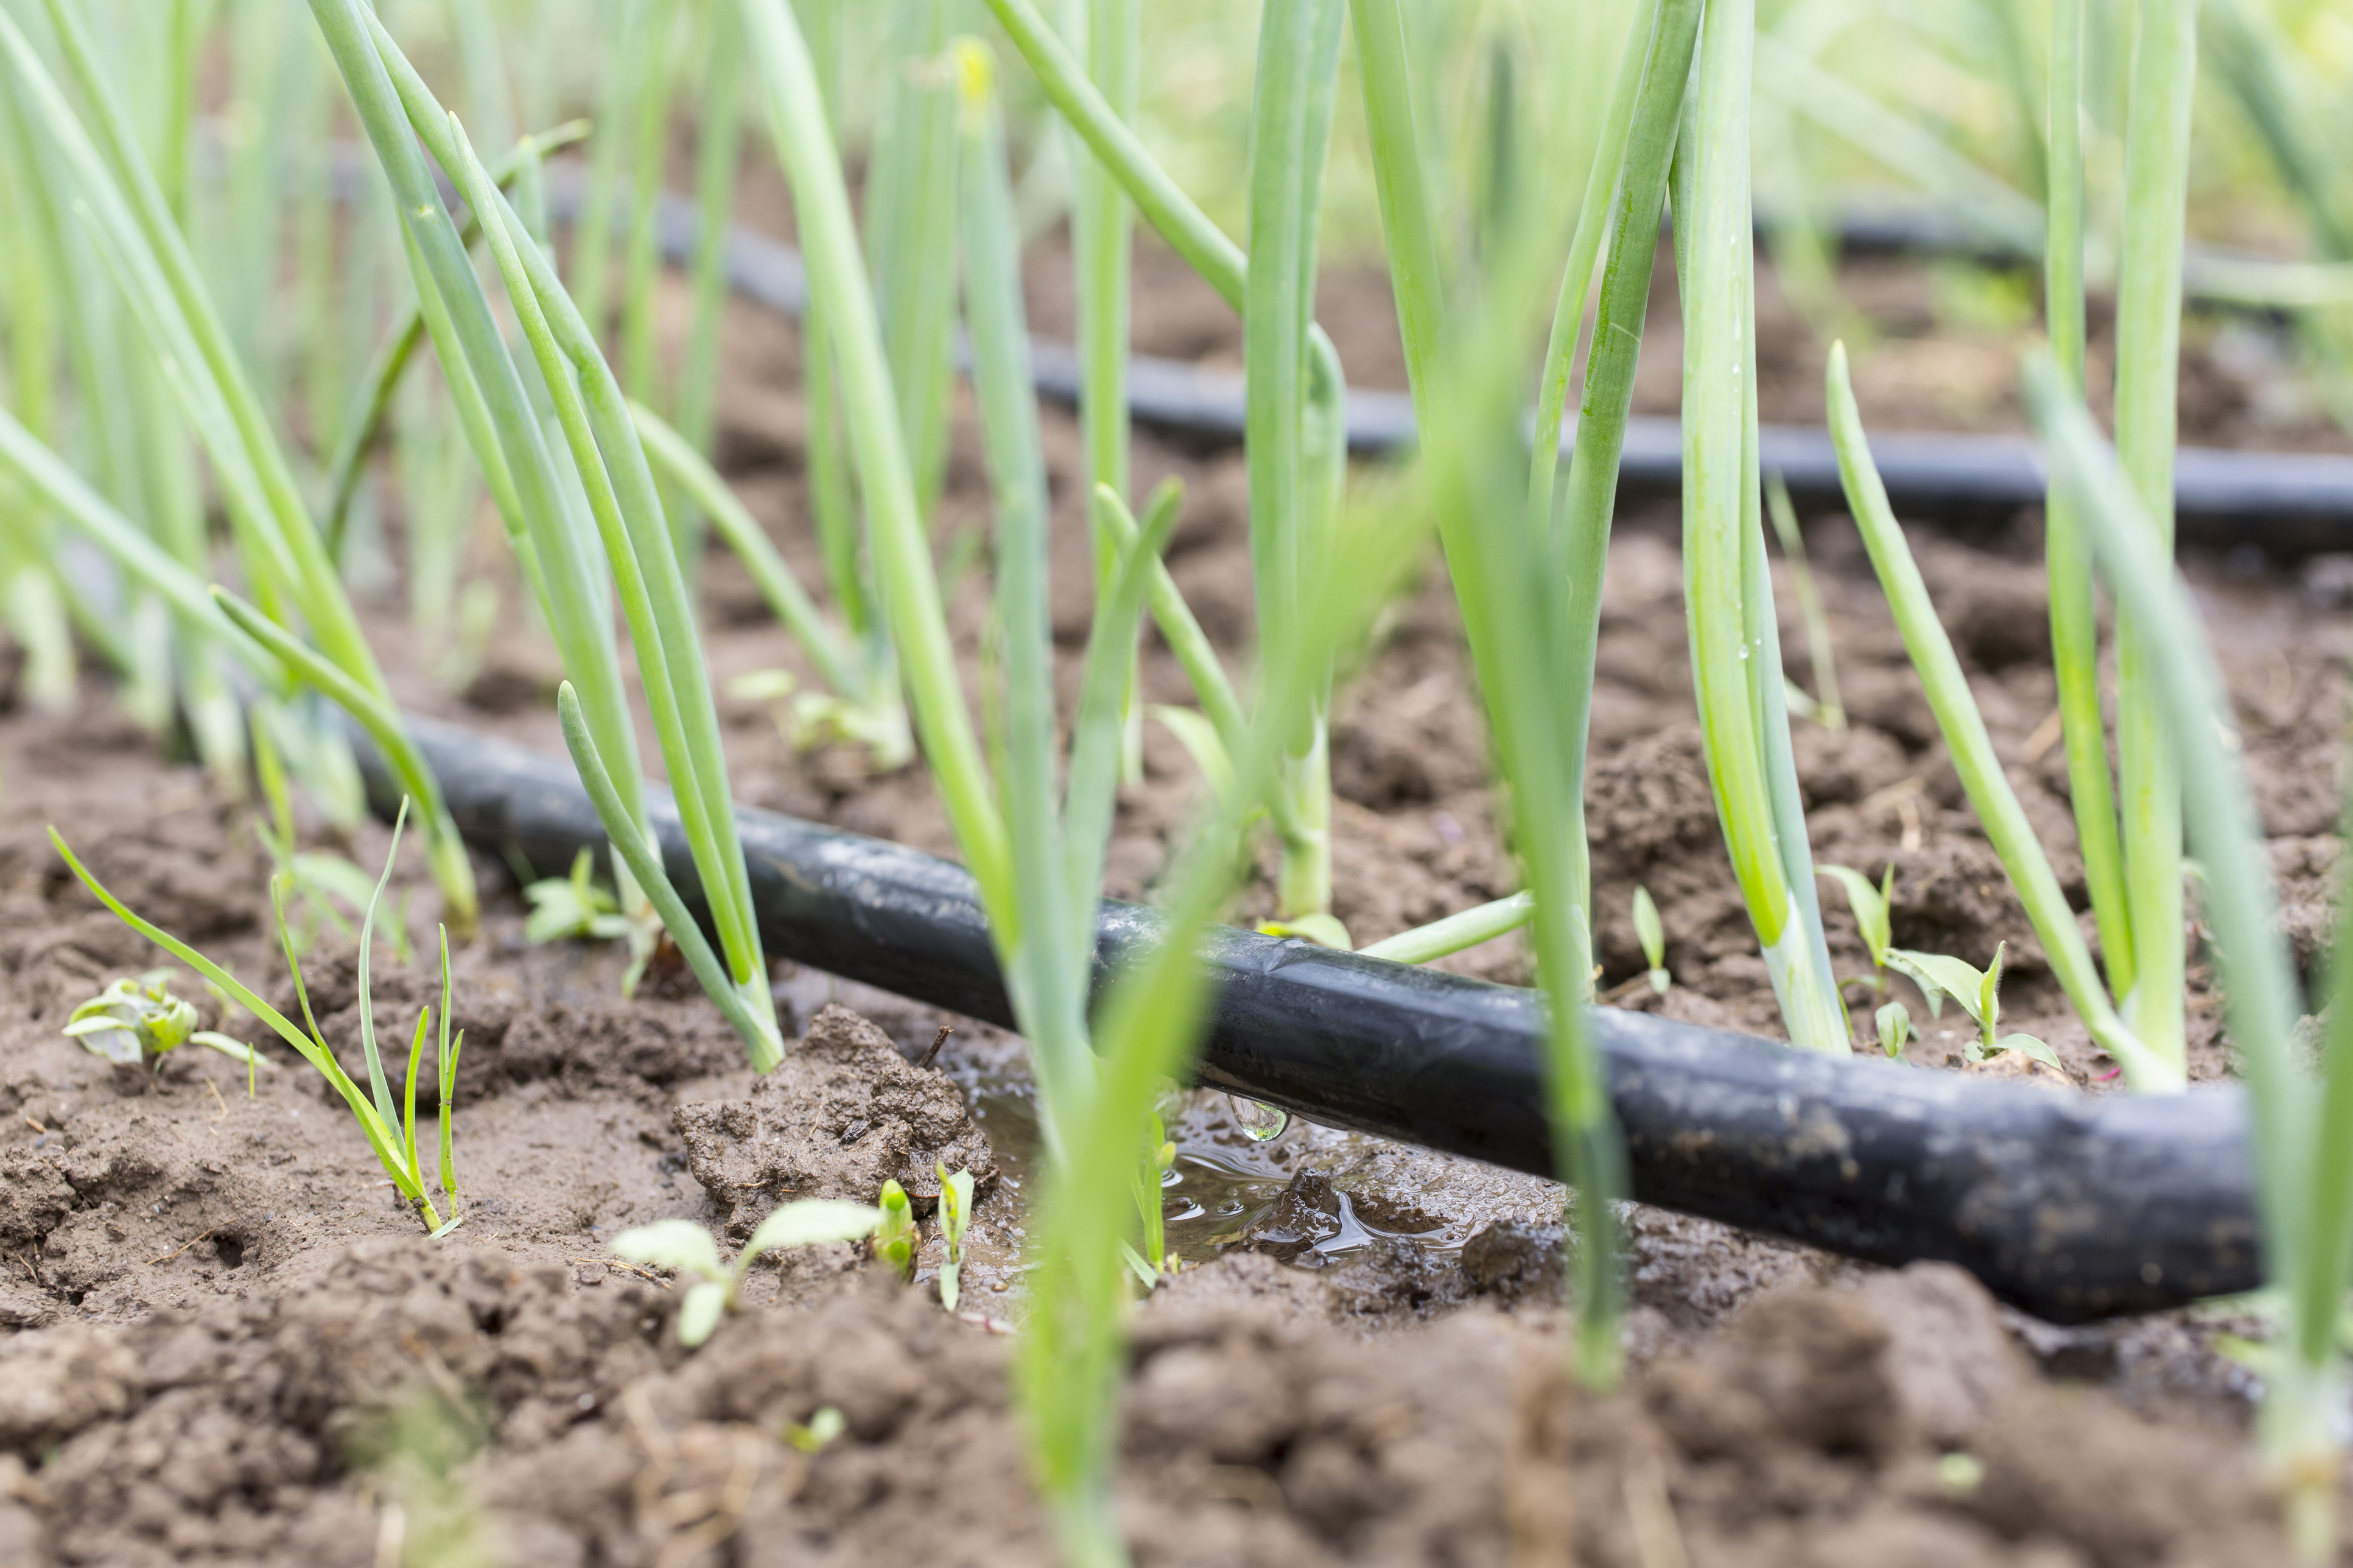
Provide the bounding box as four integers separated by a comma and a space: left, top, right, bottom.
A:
363, 714, 2260, 1325
597, 178, 2353, 555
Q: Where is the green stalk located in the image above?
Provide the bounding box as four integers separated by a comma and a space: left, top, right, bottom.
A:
959, 47, 1093, 1125
320, 121, 591, 562
1674, 0, 1844, 1054
1546, 0, 1699, 955
9, 0, 475, 928
570, 0, 654, 330
738, 0, 1011, 905
672, 0, 748, 569
2111, 0, 2198, 1072
619, 1, 678, 406
1246, 0, 1346, 922
1357, 891, 1535, 964
793, 0, 875, 652
1827, 345, 2173, 1091
2043, 0, 2133, 1001
1525, 0, 1664, 525
2027, 355, 2324, 1557
437, 102, 778, 1054
867, 0, 961, 522
1068, 0, 1140, 780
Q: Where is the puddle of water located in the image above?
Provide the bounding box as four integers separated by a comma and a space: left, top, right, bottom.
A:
942, 1042, 1451, 1270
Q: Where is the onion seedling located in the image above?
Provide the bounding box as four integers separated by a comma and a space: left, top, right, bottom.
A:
982, 0, 1351, 925
612, 1202, 888, 1348
2109, 0, 2200, 1074
51, 800, 466, 1234
735, 15, 1436, 1555
310, 4, 787, 1070
0, 0, 477, 929
2027, 354, 2345, 1558
1674, 0, 1846, 1054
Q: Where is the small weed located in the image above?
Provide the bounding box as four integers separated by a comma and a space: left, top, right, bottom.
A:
937, 1163, 976, 1310
873, 1180, 917, 1281
1632, 886, 1669, 995
51, 800, 466, 1232
1882, 941, 2063, 1074
612, 1200, 886, 1348
65, 971, 272, 1081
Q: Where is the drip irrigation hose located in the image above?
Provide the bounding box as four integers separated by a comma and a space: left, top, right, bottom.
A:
569, 176, 2353, 555
306, 144, 2353, 551
363, 713, 2259, 1325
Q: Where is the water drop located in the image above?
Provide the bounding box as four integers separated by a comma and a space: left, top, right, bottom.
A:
1228, 1096, 1290, 1142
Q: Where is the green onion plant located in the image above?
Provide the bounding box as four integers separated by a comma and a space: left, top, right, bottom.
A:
309, 1, 786, 1068
0, 0, 478, 928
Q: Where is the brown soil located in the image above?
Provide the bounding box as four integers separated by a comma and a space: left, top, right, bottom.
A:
2, 219, 2350, 1564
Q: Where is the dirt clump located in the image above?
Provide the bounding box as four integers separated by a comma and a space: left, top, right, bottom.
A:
673, 1004, 996, 1237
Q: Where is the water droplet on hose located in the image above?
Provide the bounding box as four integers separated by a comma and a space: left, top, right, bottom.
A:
1229, 1096, 1289, 1141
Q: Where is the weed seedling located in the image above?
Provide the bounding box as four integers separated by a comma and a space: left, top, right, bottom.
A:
612, 1201, 886, 1348
51, 800, 465, 1232
784, 1407, 846, 1454
1632, 886, 1670, 995
1875, 1001, 1913, 1060
1818, 863, 1895, 995
1882, 941, 2063, 1075
65, 972, 271, 1077
938, 1163, 976, 1311
873, 1181, 918, 1281
522, 849, 630, 947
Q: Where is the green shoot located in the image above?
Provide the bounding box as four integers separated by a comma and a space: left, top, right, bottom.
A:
875, 1180, 919, 1281
612, 1202, 887, 1348
1632, 886, 1669, 995
1875, 1000, 1912, 1059
1356, 891, 1536, 965
2041, 0, 2133, 1003
1825, 343, 2170, 1089
51, 800, 458, 1232
1764, 474, 1844, 731
1243, 0, 1347, 922
938, 1163, 976, 1311
1882, 941, 2062, 1074
523, 848, 630, 946
1818, 862, 1894, 993
1674, 0, 1846, 1055
785, 1407, 846, 1453
1068, 0, 1142, 780
864, 0, 961, 522
2111, 0, 2200, 1073
64, 972, 272, 1076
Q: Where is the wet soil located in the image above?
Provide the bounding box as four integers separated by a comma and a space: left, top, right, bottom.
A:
2, 220, 2351, 1563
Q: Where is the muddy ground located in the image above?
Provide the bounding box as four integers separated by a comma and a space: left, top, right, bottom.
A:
2, 207, 2351, 1564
